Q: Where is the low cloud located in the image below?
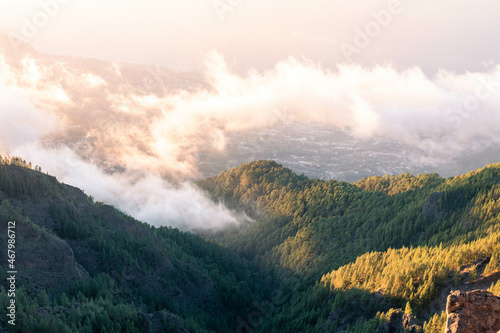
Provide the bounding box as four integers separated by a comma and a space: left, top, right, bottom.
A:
11, 143, 239, 230
1, 47, 500, 229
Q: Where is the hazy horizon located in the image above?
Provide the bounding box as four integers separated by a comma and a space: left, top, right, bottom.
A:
1, 1, 499, 74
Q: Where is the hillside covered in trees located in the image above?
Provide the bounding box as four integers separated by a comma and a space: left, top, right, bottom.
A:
0, 156, 268, 332
2, 157, 500, 332
198, 160, 500, 332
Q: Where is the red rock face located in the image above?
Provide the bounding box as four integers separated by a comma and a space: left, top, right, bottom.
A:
445, 290, 500, 333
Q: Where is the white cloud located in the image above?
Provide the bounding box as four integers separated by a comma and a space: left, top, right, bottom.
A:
1, 50, 500, 229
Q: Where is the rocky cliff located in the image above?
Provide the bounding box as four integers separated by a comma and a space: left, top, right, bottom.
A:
445, 290, 500, 333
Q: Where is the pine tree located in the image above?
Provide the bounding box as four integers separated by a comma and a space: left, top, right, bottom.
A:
404, 301, 412, 315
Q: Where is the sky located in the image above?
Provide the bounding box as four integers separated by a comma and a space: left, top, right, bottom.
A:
1, 0, 499, 74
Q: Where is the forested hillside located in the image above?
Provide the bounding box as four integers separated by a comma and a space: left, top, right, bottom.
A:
0, 157, 268, 332
198, 160, 500, 332
2, 156, 500, 332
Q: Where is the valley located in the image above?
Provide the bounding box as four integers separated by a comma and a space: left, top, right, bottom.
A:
2, 158, 500, 332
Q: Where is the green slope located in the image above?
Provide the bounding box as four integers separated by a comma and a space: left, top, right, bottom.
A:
0, 158, 268, 333
198, 160, 500, 332
2, 156, 500, 332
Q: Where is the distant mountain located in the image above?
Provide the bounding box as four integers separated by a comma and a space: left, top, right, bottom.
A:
0, 31, 208, 95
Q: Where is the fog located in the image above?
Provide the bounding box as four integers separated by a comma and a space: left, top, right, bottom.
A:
1, 47, 499, 229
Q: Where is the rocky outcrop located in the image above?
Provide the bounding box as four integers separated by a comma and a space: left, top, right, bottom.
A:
376, 309, 419, 333
445, 290, 500, 333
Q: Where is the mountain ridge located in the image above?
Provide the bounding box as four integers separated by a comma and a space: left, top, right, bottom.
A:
198, 159, 500, 332
1, 157, 500, 331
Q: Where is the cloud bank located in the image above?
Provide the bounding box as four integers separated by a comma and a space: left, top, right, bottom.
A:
1, 48, 499, 229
